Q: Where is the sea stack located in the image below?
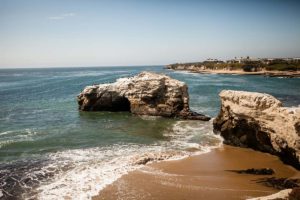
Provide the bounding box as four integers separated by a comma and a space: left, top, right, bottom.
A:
213, 90, 300, 169
77, 71, 210, 121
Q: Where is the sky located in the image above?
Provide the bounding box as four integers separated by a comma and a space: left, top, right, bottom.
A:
0, 0, 300, 68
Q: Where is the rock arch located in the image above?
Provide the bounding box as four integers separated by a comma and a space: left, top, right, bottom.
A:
77, 72, 210, 121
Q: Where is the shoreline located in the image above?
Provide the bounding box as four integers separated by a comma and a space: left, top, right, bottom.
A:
168, 68, 300, 77
93, 145, 299, 200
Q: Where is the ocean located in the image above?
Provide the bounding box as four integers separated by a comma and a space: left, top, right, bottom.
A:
0, 66, 299, 199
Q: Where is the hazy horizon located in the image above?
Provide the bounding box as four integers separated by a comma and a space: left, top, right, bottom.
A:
1, 0, 300, 68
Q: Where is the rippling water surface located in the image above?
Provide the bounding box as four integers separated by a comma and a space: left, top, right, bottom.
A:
0, 66, 299, 199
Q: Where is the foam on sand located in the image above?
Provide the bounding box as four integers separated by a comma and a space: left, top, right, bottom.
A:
36, 120, 221, 200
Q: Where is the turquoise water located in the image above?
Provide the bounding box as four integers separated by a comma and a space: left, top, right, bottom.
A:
0, 66, 299, 199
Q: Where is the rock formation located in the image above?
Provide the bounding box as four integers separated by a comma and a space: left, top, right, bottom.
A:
213, 90, 300, 169
77, 71, 210, 121
228, 168, 275, 175
247, 189, 292, 200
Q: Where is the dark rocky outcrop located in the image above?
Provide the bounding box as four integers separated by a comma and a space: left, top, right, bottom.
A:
213, 90, 300, 169
256, 177, 300, 190
77, 71, 210, 121
228, 168, 275, 175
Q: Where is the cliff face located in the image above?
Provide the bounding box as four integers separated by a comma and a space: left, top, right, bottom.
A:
213, 90, 300, 169
77, 71, 210, 120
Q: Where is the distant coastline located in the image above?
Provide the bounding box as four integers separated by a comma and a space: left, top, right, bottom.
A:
166, 57, 300, 78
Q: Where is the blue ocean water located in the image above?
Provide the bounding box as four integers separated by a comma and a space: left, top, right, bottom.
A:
0, 66, 299, 199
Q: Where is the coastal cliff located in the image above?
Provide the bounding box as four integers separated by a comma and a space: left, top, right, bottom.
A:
77, 71, 210, 120
213, 90, 300, 169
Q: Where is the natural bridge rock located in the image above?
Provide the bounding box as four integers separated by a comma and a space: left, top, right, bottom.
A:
77, 71, 210, 121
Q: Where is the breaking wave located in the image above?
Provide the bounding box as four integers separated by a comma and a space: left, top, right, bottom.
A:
0, 120, 222, 200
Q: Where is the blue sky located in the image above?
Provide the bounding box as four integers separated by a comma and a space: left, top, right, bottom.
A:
0, 0, 300, 68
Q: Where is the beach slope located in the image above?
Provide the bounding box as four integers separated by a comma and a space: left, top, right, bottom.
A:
93, 145, 298, 200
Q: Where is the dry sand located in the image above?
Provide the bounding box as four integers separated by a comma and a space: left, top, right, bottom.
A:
93, 145, 299, 200
185, 69, 300, 77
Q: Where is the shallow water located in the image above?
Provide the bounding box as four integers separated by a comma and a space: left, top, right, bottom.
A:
0, 66, 299, 199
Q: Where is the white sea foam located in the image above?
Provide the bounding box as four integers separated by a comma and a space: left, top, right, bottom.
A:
0, 130, 13, 136
36, 145, 153, 200
0, 129, 41, 149
33, 120, 222, 200
0, 140, 14, 148
53, 70, 130, 79
172, 70, 196, 75
138, 165, 185, 177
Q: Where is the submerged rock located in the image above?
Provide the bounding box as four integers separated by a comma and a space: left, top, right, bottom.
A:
213, 90, 300, 169
77, 71, 210, 120
133, 152, 178, 165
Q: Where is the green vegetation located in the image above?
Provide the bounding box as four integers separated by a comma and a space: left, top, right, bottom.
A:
266, 63, 300, 71
168, 58, 300, 72
266, 60, 300, 71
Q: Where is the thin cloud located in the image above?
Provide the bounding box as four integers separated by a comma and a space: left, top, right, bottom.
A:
62, 13, 75, 17
48, 13, 76, 20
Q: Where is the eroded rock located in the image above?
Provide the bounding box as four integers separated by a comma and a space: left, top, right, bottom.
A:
289, 187, 300, 200
213, 90, 300, 169
247, 189, 292, 200
77, 71, 210, 120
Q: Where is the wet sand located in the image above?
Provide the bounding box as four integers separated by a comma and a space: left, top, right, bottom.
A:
93, 145, 299, 200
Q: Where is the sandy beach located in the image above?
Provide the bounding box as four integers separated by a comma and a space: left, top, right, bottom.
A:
93, 145, 299, 200
173, 69, 300, 77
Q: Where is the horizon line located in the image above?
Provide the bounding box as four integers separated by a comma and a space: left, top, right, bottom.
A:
0, 64, 165, 70
1, 56, 300, 69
